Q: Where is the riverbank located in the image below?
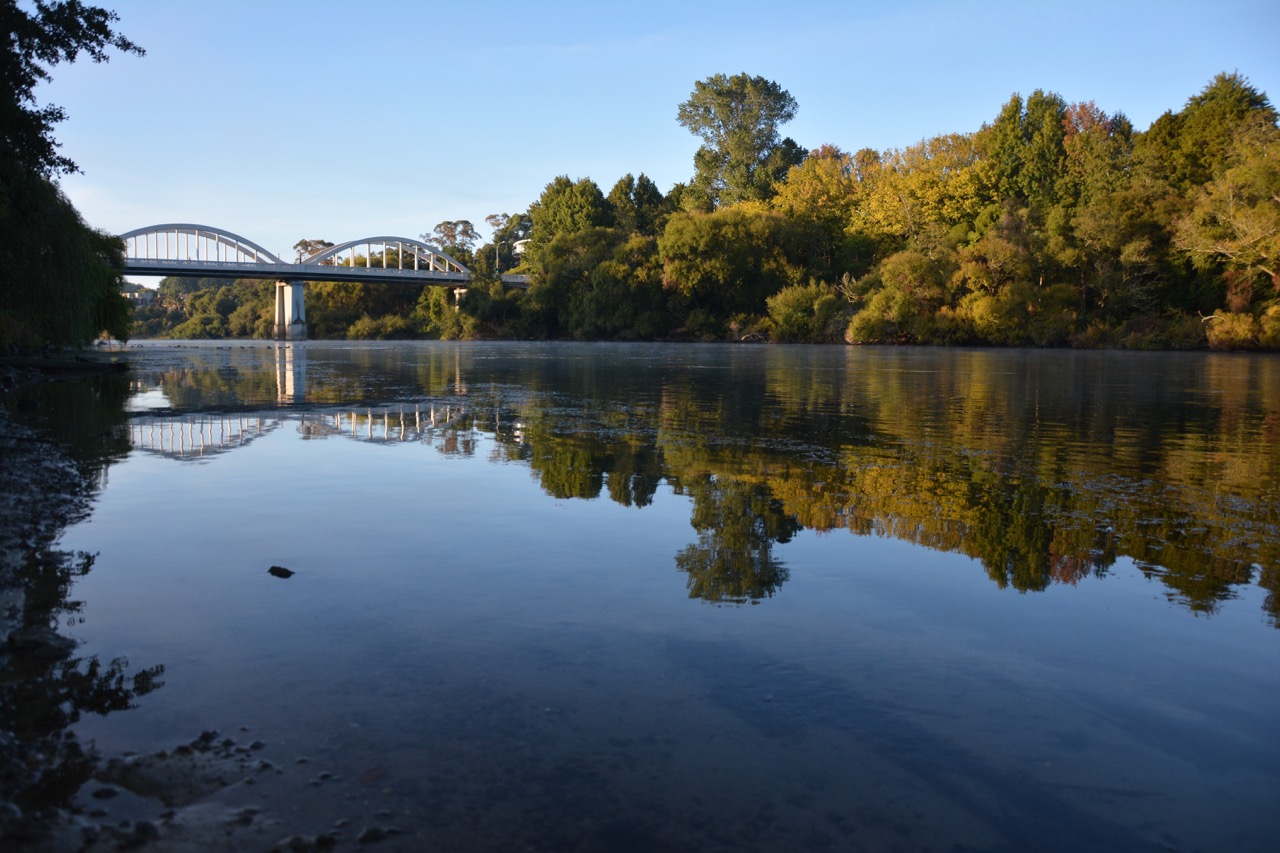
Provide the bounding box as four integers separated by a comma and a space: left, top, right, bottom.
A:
0, 361, 296, 851
0, 392, 99, 848
2, 358, 410, 851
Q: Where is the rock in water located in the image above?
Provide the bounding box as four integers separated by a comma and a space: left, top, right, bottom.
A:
267, 566, 295, 579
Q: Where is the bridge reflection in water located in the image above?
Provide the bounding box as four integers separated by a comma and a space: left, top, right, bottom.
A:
128, 404, 475, 461
128, 414, 279, 459
123, 342, 486, 460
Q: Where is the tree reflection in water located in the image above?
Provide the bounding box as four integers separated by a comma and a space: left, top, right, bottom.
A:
1, 374, 165, 836
1, 549, 164, 817
129, 343, 1280, 623
675, 476, 799, 604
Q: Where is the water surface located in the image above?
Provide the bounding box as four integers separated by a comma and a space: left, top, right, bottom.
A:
42, 341, 1280, 850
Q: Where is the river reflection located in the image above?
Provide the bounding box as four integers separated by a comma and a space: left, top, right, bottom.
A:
27, 342, 1280, 850
1, 373, 164, 832
116, 341, 1280, 619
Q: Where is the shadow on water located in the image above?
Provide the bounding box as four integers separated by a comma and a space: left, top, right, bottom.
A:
1, 371, 166, 844
668, 635, 1163, 852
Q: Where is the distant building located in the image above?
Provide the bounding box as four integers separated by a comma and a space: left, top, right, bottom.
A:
121, 282, 156, 305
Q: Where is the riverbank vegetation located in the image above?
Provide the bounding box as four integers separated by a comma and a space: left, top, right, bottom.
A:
139, 71, 1280, 350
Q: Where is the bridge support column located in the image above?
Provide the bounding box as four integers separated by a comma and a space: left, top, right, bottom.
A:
274, 280, 307, 340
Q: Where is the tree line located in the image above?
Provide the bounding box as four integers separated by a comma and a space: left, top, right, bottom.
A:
139, 70, 1280, 349
3, 4, 1273, 352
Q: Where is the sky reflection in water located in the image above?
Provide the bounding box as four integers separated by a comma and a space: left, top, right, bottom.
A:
53, 341, 1280, 851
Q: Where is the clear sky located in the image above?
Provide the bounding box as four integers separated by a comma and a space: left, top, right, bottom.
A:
40, 0, 1280, 262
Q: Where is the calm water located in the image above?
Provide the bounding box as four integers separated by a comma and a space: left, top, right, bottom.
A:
31, 342, 1280, 849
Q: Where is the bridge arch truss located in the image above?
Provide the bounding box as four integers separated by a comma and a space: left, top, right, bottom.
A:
302, 237, 469, 276
121, 223, 285, 266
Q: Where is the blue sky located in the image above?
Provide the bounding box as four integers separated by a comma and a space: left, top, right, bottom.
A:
42, 0, 1280, 262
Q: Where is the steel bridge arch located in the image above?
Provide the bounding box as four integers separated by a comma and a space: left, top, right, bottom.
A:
120, 223, 285, 265
302, 236, 470, 275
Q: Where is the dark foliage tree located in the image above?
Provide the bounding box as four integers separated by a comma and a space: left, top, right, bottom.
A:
1, 1, 142, 349
1, 0, 143, 177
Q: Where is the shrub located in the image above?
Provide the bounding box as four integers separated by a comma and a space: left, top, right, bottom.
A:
1204, 311, 1259, 350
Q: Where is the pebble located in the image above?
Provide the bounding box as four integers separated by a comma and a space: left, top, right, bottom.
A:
356, 826, 387, 843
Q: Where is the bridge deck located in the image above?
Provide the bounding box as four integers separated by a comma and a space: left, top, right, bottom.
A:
124, 258, 526, 287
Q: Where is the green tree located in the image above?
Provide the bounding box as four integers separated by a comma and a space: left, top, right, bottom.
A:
676, 72, 804, 209
1055, 101, 1134, 208
766, 280, 847, 343
535, 228, 671, 340
1, 0, 143, 177
473, 211, 532, 276
523, 176, 614, 268
606, 173, 669, 236
658, 207, 819, 338
1, 1, 142, 349
846, 249, 957, 344
0, 160, 131, 347
1174, 118, 1280, 302
976, 90, 1068, 209
425, 220, 479, 265
293, 238, 333, 261
1135, 72, 1279, 193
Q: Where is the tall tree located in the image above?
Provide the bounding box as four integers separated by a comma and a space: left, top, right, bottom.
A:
293, 238, 333, 260
425, 220, 479, 255
1056, 101, 1134, 208
976, 89, 1068, 209
1174, 119, 1280, 301
1, 1, 141, 348
676, 72, 804, 209
1, 0, 144, 176
1, 159, 131, 346
1133, 72, 1279, 192
474, 212, 532, 275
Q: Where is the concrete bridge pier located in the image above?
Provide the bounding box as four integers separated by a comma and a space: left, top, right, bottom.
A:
274, 280, 307, 340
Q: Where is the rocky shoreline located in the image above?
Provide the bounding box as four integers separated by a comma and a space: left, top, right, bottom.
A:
0, 360, 348, 851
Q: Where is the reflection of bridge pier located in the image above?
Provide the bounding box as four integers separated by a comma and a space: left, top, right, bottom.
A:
274, 280, 307, 340
275, 344, 306, 402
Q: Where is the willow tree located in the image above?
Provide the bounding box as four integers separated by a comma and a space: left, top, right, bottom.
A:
1, 1, 143, 348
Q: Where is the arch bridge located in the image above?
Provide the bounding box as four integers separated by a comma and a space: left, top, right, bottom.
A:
120, 223, 528, 339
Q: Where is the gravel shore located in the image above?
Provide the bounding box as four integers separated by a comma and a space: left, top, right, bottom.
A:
0, 362, 285, 851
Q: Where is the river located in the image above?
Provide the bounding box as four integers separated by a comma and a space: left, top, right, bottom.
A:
10, 340, 1280, 851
